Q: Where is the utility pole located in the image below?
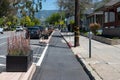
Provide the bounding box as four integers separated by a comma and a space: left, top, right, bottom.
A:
74, 0, 80, 47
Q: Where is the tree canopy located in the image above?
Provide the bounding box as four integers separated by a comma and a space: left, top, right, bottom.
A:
57, 0, 91, 18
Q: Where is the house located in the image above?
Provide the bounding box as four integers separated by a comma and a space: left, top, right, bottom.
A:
102, 0, 120, 37
83, 2, 104, 31
87, 11, 104, 29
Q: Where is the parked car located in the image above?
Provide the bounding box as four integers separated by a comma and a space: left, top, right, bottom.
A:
0, 28, 3, 34
16, 26, 23, 32
25, 27, 41, 39
38, 26, 44, 32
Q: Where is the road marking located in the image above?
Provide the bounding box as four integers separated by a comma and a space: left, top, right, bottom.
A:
36, 30, 54, 66
0, 63, 5, 66
36, 43, 49, 66
0, 36, 9, 39
0, 42, 7, 46
0, 55, 6, 58
33, 56, 40, 58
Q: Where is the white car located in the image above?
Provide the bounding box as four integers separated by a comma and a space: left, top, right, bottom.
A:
16, 26, 23, 32
0, 28, 3, 34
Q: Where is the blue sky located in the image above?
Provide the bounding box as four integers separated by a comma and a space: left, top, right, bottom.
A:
93, 0, 102, 2
42, 0, 58, 10
40, 0, 102, 10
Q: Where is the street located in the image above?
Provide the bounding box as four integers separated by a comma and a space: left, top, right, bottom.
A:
32, 31, 90, 80
0, 31, 46, 73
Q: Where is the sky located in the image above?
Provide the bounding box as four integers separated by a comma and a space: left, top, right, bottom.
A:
93, 0, 102, 2
42, 0, 59, 10
40, 0, 102, 10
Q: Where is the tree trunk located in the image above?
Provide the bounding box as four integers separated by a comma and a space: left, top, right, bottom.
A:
74, 0, 80, 47
0, 0, 4, 6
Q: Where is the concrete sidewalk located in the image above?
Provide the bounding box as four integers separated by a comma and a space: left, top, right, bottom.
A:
0, 64, 36, 80
62, 32, 120, 80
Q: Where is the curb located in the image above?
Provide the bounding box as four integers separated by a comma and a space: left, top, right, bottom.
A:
60, 32, 102, 80
75, 53, 102, 80
75, 54, 95, 80
60, 32, 73, 48
0, 64, 36, 80
20, 64, 36, 80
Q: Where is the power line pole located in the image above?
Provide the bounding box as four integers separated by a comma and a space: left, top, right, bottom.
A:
74, 0, 80, 47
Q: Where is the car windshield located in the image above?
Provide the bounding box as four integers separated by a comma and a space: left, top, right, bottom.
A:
39, 26, 44, 30
28, 28, 39, 31
0, 28, 3, 31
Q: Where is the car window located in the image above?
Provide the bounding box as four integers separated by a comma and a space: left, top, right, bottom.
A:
28, 28, 39, 31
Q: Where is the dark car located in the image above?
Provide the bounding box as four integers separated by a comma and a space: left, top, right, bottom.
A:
25, 27, 41, 39
38, 26, 44, 32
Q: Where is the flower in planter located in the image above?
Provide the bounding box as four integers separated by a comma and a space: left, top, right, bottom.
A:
89, 23, 100, 35
7, 33, 30, 56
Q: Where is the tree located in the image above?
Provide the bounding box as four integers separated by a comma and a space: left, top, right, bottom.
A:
32, 18, 41, 26
0, 0, 10, 18
20, 16, 31, 27
57, 0, 91, 18
7, 16, 18, 27
0, 18, 4, 26
6, 21, 12, 30
46, 13, 61, 25
20, 16, 41, 27
57, 0, 91, 47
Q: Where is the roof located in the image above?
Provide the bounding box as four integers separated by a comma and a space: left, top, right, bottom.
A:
87, 11, 103, 17
105, 0, 120, 6
84, 8, 94, 14
95, 0, 120, 11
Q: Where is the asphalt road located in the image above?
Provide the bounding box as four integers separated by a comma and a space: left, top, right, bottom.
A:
32, 31, 90, 80
0, 31, 45, 72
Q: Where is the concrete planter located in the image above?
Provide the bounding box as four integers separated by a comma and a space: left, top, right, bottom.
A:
6, 51, 33, 72
81, 33, 120, 45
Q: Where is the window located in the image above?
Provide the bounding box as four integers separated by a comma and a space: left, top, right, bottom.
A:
105, 12, 108, 23
109, 12, 115, 22
117, 7, 120, 20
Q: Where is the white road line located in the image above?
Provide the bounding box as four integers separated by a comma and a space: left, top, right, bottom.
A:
36, 43, 49, 66
0, 42, 7, 46
0, 55, 6, 58
0, 63, 5, 66
0, 36, 9, 39
33, 56, 40, 59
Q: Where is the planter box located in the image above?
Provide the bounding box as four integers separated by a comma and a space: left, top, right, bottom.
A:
44, 35, 49, 39
6, 51, 33, 72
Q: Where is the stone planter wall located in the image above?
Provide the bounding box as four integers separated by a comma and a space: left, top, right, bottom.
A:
80, 33, 120, 45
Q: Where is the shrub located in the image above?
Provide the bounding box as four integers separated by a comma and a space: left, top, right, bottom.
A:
7, 33, 30, 56
89, 23, 100, 35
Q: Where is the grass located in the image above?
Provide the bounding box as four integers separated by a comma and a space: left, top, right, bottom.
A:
7, 33, 30, 56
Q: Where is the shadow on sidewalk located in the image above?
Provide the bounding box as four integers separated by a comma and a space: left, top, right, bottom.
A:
49, 44, 69, 49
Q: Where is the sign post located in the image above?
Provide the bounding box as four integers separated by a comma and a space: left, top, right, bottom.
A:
89, 31, 92, 58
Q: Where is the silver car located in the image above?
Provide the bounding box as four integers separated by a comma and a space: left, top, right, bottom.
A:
0, 28, 3, 34
16, 26, 23, 32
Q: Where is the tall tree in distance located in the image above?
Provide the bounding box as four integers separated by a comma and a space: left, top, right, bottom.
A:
57, 0, 91, 47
